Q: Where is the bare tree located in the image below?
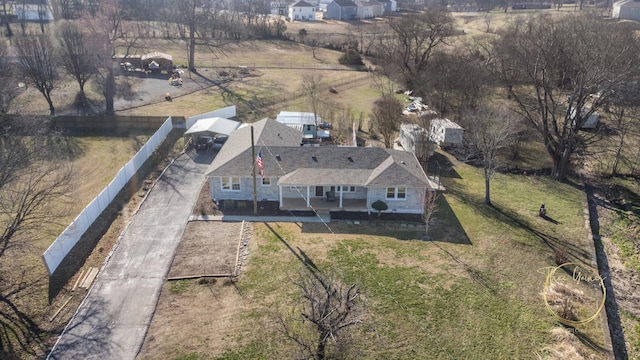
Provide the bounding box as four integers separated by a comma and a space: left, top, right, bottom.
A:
0, 117, 74, 357
172, 0, 232, 74
278, 266, 362, 360
371, 95, 403, 148
608, 107, 637, 177
57, 21, 94, 107
491, 13, 640, 180
14, 34, 58, 116
0, 41, 20, 115
376, 9, 454, 94
80, 0, 141, 115
422, 190, 439, 240
464, 104, 519, 205
1, 0, 13, 37
300, 74, 324, 138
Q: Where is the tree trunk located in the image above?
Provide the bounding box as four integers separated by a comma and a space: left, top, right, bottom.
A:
189, 28, 196, 73
44, 92, 55, 116
484, 170, 491, 205
550, 149, 571, 181
316, 332, 326, 360
104, 71, 115, 115
611, 131, 626, 177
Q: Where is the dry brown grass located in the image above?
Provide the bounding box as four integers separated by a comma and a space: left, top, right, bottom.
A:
536, 327, 596, 360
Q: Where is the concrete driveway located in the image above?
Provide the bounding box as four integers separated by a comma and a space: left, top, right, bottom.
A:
48, 149, 215, 360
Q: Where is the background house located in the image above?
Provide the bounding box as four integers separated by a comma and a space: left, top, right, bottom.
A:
11, 3, 54, 22
205, 118, 432, 215
271, 0, 291, 15
288, 0, 317, 20
377, 0, 398, 12
324, 0, 358, 20
430, 118, 464, 147
355, 0, 383, 18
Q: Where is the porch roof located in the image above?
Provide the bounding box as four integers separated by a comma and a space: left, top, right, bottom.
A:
278, 168, 371, 186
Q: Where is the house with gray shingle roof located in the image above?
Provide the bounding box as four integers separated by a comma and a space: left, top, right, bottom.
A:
355, 0, 383, 18
324, 0, 358, 20
205, 118, 433, 215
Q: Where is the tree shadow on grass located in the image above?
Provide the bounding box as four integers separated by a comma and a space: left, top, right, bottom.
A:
426, 152, 462, 179
47, 297, 117, 359
264, 223, 320, 274
446, 187, 591, 266
0, 292, 48, 359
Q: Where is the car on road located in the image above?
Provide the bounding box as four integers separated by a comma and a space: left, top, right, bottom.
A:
212, 135, 228, 150
195, 136, 214, 150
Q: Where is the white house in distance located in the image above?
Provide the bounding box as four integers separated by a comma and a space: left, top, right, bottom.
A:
11, 3, 54, 22
430, 118, 464, 147
288, 0, 318, 21
271, 1, 290, 15
612, 0, 640, 21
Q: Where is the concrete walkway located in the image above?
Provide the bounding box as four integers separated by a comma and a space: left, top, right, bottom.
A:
48, 150, 215, 360
188, 214, 332, 223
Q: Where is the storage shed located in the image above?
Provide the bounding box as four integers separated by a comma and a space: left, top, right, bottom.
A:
430, 118, 464, 147
141, 52, 173, 72
399, 123, 434, 162
612, 0, 640, 21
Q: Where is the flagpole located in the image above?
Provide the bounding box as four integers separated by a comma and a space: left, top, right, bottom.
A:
251, 125, 258, 214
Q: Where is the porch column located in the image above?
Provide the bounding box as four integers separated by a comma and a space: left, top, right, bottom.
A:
306, 186, 310, 207
339, 186, 343, 208
279, 185, 283, 207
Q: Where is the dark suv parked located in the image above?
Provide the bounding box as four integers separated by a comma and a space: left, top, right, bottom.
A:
195, 136, 213, 150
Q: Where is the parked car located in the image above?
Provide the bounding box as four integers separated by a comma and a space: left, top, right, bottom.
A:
195, 135, 214, 150
212, 135, 228, 150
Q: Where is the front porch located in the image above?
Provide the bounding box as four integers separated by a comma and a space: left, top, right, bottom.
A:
280, 196, 368, 212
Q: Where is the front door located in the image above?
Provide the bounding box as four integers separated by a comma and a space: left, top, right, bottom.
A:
315, 186, 324, 197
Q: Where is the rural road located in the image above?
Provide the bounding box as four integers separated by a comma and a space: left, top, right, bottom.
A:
48, 149, 215, 360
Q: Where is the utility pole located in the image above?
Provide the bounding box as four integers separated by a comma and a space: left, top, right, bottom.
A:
251, 125, 258, 214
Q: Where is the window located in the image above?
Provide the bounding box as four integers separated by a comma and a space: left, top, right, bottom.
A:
222, 177, 240, 191
386, 187, 407, 199
262, 177, 271, 186
338, 186, 356, 192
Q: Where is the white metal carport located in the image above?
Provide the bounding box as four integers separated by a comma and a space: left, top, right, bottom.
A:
184, 117, 241, 137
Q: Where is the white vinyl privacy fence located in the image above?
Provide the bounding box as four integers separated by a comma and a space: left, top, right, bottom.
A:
42, 117, 174, 275
186, 105, 236, 129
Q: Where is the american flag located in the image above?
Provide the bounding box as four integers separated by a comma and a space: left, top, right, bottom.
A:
256, 151, 264, 178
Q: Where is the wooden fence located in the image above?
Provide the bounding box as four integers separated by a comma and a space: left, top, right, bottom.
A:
52, 115, 186, 134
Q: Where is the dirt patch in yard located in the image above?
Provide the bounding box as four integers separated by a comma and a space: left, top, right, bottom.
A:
139, 220, 252, 358
168, 221, 244, 278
